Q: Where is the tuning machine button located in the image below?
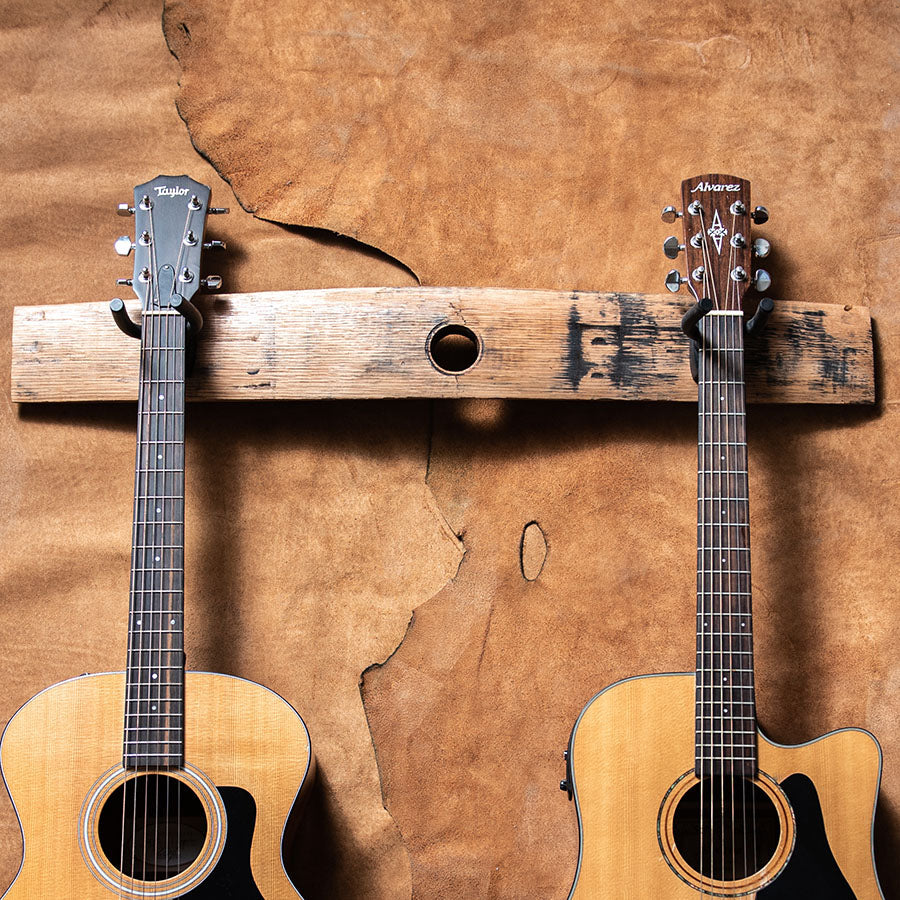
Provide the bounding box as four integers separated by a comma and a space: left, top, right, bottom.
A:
663, 236, 684, 259
750, 205, 769, 224
753, 269, 772, 292
753, 237, 771, 259
116, 278, 133, 286
114, 235, 134, 257
203, 239, 227, 251
117, 203, 135, 217
208, 207, 230, 215
661, 206, 682, 224
665, 270, 687, 293
201, 275, 223, 290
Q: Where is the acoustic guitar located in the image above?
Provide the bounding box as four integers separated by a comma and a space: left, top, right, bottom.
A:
1, 176, 314, 898
563, 174, 884, 898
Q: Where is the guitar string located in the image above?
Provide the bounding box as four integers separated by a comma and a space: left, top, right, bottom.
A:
725, 214, 738, 884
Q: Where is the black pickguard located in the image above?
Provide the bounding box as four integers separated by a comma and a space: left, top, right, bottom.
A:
759, 773, 855, 899
181, 787, 266, 899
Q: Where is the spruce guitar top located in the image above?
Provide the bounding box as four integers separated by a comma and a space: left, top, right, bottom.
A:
563, 175, 885, 898
0, 176, 314, 899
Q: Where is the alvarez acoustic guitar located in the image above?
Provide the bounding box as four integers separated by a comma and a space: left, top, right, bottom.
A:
1, 176, 314, 899
563, 175, 884, 898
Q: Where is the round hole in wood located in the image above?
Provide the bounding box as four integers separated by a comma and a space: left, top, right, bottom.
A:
427, 323, 481, 374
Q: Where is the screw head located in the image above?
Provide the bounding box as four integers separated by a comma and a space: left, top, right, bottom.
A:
114, 235, 133, 257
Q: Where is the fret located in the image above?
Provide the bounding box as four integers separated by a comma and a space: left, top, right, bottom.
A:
696, 715, 756, 721
124, 752, 182, 758
124, 726, 184, 732
132, 544, 184, 550
697, 569, 751, 575
697, 631, 751, 638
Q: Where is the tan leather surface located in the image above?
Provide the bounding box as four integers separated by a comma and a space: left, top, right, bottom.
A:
1, 2, 898, 900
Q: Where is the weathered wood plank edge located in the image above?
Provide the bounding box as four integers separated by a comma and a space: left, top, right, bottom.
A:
11, 288, 874, 404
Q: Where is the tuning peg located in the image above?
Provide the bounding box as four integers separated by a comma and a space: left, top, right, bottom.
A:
663, 236, 684, 259
116, 277, 133, 286
201, 275, 223, 290
753, 237, 771, 259
750, 205, 769, 224
665, 269, 687, 293
661, 205, 682, 224
117, 203, 135, 217
203, 240, 227, 251
753, 269, 772, 292
114, 235, 134, 257
208, 207, 230, 215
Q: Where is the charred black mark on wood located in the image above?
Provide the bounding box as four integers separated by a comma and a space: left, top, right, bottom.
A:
246, 368, 260, 375
588, 293, 677, 386
563, 299, 596, 389
243, 382, 273, 389
779, 310, 858, 391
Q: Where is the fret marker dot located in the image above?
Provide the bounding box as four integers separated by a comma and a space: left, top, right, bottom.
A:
722, 556, 726, 563
136, 620, 141, 626
156, 507, 161, 514
155, 555, 161, 562
724, 708, 728, 713
158, 454, 163, 460
720, 396, 725, 401
151, 705, 157, 711
151, 673, 157, 680
170, 619, 175, 625
158, 394, 164, 401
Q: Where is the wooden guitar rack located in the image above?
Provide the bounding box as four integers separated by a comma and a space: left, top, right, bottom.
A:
11, 288, 874, 404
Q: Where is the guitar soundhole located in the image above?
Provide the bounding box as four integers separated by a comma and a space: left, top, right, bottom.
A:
671, 776, 782, 882
96, 774, 208, 880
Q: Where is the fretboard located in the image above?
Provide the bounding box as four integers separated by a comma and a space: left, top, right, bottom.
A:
124, 310, 186, 769
695, 312, 757, 779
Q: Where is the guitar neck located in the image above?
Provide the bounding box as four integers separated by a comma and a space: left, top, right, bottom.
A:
695, 312, 757, 779
124, 310, 187, 770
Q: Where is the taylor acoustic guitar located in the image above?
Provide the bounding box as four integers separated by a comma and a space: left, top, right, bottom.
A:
562, 175, 884, 898
1, 176, 314, 898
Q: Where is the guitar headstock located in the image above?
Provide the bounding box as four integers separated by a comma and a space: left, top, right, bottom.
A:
661, 174, 771, 312
115, 175, 227, 312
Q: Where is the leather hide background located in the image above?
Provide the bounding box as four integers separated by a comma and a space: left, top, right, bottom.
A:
1, 2, 898, 899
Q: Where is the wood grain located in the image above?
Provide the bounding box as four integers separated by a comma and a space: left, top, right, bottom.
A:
567, 672, 883, 899
11, 289, 874, 404
0, 672, 313, 899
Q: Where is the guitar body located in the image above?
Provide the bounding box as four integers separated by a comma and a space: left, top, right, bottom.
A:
1, 671, 314, 899
567, 673, 884, 899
